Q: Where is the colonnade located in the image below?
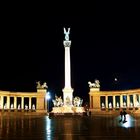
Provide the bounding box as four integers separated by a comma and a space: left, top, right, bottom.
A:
101, 94, 140, 109
0, 88, 47, 112
0, 96, 36, 110
89, 87, 140, 111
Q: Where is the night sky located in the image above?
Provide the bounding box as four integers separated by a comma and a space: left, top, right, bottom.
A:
0, 3, 139, 102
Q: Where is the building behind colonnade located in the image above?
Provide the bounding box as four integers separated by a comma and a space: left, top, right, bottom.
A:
88, 80, 140, 113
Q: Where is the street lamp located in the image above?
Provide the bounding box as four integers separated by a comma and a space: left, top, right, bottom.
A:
46, 92, 51, 113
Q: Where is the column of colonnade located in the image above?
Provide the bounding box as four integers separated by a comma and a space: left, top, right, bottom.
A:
7, 96, 10, 109
29, 97, 31, 109
105, 96, 108, 108
14, 97, 17, 109
133, 94, 136, 107
127, 95, 130, 107
139, 95, 140, 104
120, 95, 123, 108
21, 97, 24, 109
0, 96, 4, 109
113, 96, 115, 108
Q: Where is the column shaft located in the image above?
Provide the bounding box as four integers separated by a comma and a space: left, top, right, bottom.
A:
133, 94, 136, 107
120, 95, 123, 108
14, 97, 17, 109
127, 95, 130, 107
29, 97, 31, 109
65, 47, 71, 88
21, 97, 24, 109
113, 96, 116, 108
1, 96, 4, 109
7, 96, 10, 109
105, 96, 108, 108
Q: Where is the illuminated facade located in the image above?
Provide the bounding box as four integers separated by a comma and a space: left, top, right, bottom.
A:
88, 81, 140, 112
0, 86, 48, 112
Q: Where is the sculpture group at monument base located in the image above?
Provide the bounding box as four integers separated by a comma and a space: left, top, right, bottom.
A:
50, 106, 85, 116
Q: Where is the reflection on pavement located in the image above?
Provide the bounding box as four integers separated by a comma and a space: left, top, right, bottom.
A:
116, 114, 136, 128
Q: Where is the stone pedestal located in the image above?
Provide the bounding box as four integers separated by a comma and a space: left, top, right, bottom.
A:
62, 88, 73, 106
51, 106, 85, 114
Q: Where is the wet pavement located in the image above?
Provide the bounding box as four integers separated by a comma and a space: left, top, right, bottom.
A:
0, 113, 140, 140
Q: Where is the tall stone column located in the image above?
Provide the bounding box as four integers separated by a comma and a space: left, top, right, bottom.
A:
62, 28, 73, 106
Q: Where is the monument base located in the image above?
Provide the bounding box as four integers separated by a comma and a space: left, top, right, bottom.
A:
50, 106, 85, 116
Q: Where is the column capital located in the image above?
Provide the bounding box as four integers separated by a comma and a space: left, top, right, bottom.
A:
63, 41, 71, 47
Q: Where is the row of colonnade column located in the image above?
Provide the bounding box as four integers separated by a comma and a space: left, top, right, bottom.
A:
0, 96, 36, 110
103, 94, 140, 108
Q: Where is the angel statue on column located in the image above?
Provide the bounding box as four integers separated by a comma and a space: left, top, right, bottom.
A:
64, 27, 70, 41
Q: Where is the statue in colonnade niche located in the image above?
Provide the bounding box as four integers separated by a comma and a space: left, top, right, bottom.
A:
109, 102, 112, 108
130, 102, 133, 107
32, 104, 35, 110
18, 104, 21, 110
116, 102, 119, 108
4, 103, 7, 109
10, 104, 14, 109
101, 102, 105, 108
25, 104, 28, 110
123, 102, 126, 107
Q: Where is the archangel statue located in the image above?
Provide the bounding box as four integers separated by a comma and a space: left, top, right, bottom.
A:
64, 27, 70, 41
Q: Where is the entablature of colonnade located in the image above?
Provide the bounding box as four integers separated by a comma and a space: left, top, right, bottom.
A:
0, 90, 37, 96
0, 89, 47, 100
89, 88, 140, 96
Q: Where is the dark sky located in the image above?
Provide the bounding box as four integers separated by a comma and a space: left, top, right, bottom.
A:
0, 3, 140, 102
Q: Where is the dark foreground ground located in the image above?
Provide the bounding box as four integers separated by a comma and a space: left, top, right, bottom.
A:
0, 112, 140, 140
